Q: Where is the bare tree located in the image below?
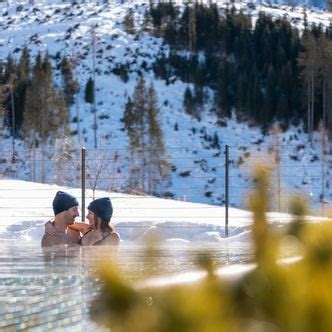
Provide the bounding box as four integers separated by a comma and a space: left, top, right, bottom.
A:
53, 137, 80, 187
86, 149, 120, 199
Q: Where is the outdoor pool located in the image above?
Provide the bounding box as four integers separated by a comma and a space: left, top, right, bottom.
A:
0, 241, 252, 331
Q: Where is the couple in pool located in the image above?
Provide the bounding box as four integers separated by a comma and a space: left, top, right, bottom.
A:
41, 191, 120, 247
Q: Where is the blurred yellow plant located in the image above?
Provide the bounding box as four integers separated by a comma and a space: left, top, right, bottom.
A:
90, 165, 332, 332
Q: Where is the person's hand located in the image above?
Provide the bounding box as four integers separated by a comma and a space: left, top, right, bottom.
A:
68, 222, 92, 234
45, 220, 56, 236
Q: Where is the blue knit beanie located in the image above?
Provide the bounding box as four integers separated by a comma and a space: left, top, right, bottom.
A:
88, 197, 113, 222
53, 191, 79, 215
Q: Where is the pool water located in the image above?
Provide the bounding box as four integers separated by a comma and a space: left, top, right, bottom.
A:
0, 242, 252, 331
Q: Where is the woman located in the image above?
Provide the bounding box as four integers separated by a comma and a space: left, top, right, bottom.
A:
76, 197, 120, 246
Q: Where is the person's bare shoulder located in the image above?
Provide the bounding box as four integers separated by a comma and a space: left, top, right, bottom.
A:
41, 229, 80, 247
41, 233, 60, 247
105, 232, 120, 246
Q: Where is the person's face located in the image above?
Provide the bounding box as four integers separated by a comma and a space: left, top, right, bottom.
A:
86, 210, 96, 229
65, 206, 79, 225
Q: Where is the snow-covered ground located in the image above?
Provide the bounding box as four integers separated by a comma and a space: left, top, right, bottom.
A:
0, 178, 327, 244
0, 0, 331, 211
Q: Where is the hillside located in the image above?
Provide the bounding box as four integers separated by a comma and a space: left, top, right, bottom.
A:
0, 0, 331, 212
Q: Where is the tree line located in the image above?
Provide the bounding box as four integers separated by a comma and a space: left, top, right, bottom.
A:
0, 48, 169, 194
0, 49, 80, 143
0, 48, 98, 181
0, 48, 102, 147
149, 3, 332, 143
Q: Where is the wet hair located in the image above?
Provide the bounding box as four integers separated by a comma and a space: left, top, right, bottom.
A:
94, 214, 115, 234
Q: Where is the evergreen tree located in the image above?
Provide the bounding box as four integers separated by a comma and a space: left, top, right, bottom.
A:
193, 83, 204, 120
178, 5, 197, 51
123, 96, 138, 190
275, 93, 289, 128
184, 85, 194, 117
0, 61, 3, 85
236, 72, 249, 115
211, 132, 220, 149
3, 55, 15, 84
149, 2, 178, 38
164, 23, 177, 46
3, 55, 16, 131
123, 9, 135, 35
188, 6, 196, 52
85, 77, 95, 104
3, 48, 31, 139
298, 32, 319, 141
146, 83, 169, 194
124, 77, 168, 194
277, 62, 294, 125
23, 52, 68, 182
149, 4, 163, 36
22, 53, 42, 148
123, 97, 136, 148
130, 77, 148, 191
265, 65, 278, 123
60, 56, 79, 106
150, 4, 331, 131
14, 47, 30, 134
317, 35, 332, 149
215, 56, 234, 118
0, 80, 5, 139
142, 8, 153, 33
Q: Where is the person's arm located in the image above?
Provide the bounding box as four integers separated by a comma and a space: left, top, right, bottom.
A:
68, 222, 92, 235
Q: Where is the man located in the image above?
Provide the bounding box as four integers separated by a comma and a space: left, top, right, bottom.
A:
41, 191, 80, 247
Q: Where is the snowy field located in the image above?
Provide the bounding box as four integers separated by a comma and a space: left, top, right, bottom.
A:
0, 178, 315, 243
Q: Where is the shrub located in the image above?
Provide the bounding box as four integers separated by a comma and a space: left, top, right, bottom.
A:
90, 165, 332, 332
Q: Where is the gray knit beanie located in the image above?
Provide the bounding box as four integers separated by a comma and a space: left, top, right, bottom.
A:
88, 197, 113, 222
53, 191, 79, 215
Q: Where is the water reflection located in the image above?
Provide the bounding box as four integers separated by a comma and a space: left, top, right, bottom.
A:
0, 242, 252, 330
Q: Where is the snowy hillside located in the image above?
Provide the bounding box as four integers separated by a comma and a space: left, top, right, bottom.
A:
0, 0, 332, 212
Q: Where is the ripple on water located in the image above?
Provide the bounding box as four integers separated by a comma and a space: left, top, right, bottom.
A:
0, 241, 253, 330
